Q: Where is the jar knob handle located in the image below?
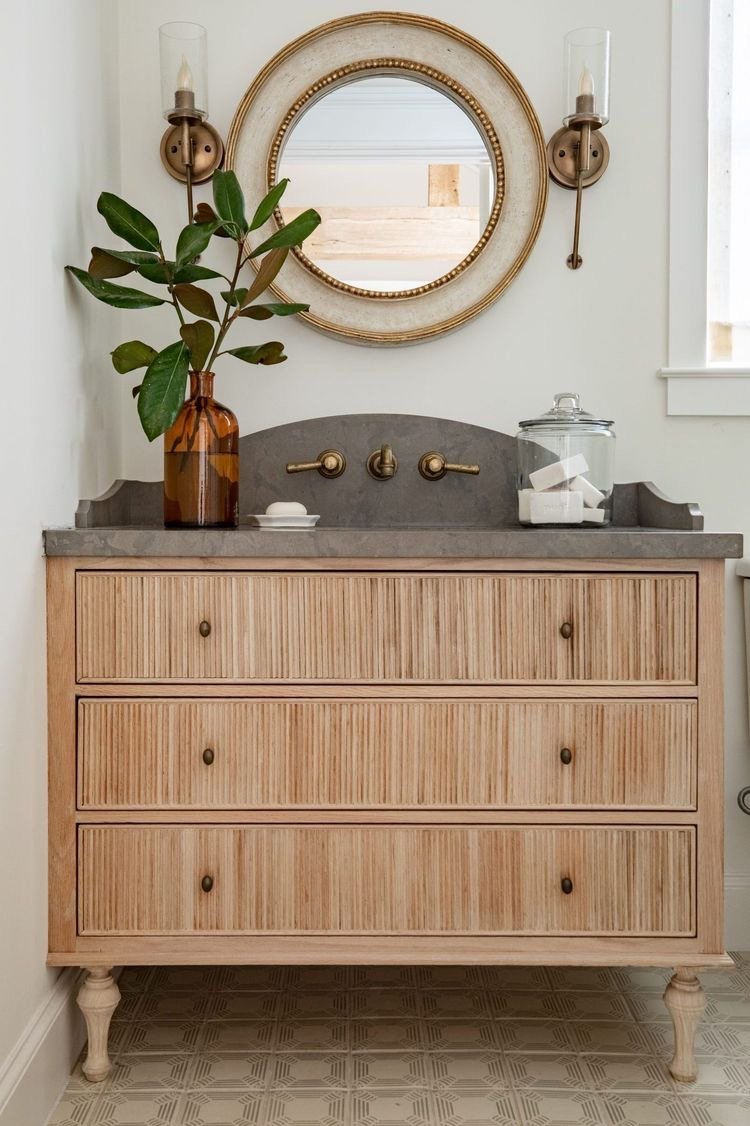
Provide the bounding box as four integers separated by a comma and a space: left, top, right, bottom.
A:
553, 392, 580, 411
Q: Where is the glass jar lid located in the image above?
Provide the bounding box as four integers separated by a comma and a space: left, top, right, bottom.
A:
519, 391, 614, 429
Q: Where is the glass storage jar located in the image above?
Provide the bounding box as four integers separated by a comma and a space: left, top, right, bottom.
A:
516, 392, 615, 527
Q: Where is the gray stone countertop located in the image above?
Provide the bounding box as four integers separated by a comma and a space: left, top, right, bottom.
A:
43, 525, 743, 559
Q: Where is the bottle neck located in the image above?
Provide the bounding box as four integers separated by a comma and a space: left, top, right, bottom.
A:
189, 371, 215, 399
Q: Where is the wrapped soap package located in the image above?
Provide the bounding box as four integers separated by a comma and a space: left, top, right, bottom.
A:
516, 393, 615, 527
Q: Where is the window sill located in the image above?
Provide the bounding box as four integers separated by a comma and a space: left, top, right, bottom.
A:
658, 367, 750, 416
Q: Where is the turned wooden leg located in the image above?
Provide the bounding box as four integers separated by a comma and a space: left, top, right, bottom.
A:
663, 967, 706, 1082
76, 967, 121, 1082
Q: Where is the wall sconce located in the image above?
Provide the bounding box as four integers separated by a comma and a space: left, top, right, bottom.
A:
159, 22, 224, 222
547, 28, 611, 269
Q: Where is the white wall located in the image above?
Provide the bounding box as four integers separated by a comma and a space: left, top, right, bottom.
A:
0, 0, 122, 1117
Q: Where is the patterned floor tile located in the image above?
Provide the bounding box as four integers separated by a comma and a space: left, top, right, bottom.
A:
187, 1052, 270, 1090
492, 991, 564, 1020
511, 1088, 608, 1125
47, 1091, 102, 1124
686, 1095, 750, 1125
612, 968, 673, 994
641, 1021, 750, 1057
137, 992, 214, 1021
180, 1090, 265, 1124
117, 1020, 202, 1055
209, 991, 281, 1020
150, 967, 221, 992
352, 965, 420, 989
85, 1091, 185, 1124
202, 1019, 278, 1052
494, 1019, 576, 1054
481, 966, 550, 991
269, 1052, 349, 1089
505, 1053, 590, 1091
113, 992, 147, 1021
351, 1020, 423, 1051
432, 1089, 519, 1124
547, 966, 620, 993
599, 1091, 699, 1125
571, 1020, 654, 1055
703, 993, 750, 1023
275, 1019, 349, 1051
427, 1051, 507, 1089
349, 990, 422, 1019
414, 966, 486, 989
583, 1053, 675, 1092
350, 1089, 433, 1124
117, 968, 156, 994
421, 990, 492, 1020
422, 1020, 502, 1052
555, 991, 634, 1022
352, 1052, 430, 1088
678, 1056, 750, 1094
105, 1053, 193, 1091
217, 966, 288, 991
285, 966, 353, 990
264, 1089, 350, 1125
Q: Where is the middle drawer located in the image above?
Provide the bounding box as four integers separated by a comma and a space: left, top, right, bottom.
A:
78, 698, 696, 810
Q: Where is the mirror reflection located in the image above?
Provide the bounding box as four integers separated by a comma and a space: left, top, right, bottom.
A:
276, 76, 496, 293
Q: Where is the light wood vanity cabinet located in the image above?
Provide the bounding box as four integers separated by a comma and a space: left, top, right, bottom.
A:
47, 556, 729, 1083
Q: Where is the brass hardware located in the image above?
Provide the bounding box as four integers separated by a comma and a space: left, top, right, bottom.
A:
201, 875, 214, 893
738, 786, 750, 816
547, 118, 609, 270
202, 748, 215, 766
559, 622, 573, 640
286, 449, 346, 478
160, 120, 225, 185
418, 452, 481, 481
367, 444, 398, 480
199, 620, 211, 638
560, 747, 573, 765
561, 877, 574, 895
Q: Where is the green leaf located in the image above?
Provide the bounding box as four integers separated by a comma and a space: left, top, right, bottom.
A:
194, 201, 232, 238
220, 288, 247, 307
137, 341, 189, 441
137, 260, 173, 285
212, 169, 248, 236
173, 283, 219, 321
174, 263, 223, 283
88, 249, 134, 279
180, 320, 215, 372
96, 192, 161, 252
91, 247, 160, 266
226, 341, 287, 366
243, 247, 288, 305
66, 265, 166, 309
249, 178, 290, 231
111, 340, 158, 374
249, 208, 321, 258
240, 301, 309, 319
175, 221, 217, 271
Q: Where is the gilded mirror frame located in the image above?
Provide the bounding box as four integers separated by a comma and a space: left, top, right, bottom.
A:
226, 12, 548, 345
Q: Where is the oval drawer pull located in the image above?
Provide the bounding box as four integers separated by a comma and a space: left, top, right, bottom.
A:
202, 748, 215, 766
561, 877, 574, 895
198, 620, 212, 638
201, 875, 214, 893
559, 747, 573, 765
559, 621, 573, 640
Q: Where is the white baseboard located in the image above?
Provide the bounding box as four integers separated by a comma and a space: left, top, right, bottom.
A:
0, 969, 85, 1126
726, 874, 750, 950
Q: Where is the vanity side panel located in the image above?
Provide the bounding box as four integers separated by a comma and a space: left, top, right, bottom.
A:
47, 557, 78, 952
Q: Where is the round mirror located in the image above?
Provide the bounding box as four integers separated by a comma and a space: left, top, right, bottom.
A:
275, 76, 497, 296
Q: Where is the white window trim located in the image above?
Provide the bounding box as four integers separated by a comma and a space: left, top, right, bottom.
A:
659, 0, 750, 414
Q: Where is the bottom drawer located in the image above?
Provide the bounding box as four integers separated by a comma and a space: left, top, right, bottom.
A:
78, 825, 695, 937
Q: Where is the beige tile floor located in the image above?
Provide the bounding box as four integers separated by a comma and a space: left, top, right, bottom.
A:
47, 955, 750, 1126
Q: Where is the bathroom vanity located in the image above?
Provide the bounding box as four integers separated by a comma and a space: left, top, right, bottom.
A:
44, 416, 742, 1085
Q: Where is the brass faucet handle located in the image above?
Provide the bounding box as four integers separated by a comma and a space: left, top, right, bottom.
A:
418, 451, 480, 480
367, 444, 398, 480
286, 449, 346, 478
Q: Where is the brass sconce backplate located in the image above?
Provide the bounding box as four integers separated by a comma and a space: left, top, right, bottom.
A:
160, 121, 225, 183
547, 127, 609, 190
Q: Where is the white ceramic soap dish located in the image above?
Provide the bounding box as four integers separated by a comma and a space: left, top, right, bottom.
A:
248, 514, 320, 529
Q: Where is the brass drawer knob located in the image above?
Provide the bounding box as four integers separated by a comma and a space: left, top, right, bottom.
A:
561, 877, 574, 895
559, 621, 573, 640
198, 620, 211, 638
201, 875, 214, 893
202, 748, 215, 766
560, 747, 573, 765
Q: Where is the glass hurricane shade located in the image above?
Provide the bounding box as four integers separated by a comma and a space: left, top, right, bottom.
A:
159, 21, 208, 120
563, 27, 611, 125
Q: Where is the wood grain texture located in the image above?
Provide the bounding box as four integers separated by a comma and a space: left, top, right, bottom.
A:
78, 825, 695, 937
78, 698, 697, 811
75, 571, 697, 684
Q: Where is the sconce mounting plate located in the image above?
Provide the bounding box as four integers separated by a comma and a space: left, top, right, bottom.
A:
546, 127, 609, 189
160, 122, 225, 184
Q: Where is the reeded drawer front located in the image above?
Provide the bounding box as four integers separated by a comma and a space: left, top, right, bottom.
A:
78, 825, 695, 936
75, 571, 696, 683
78, 698, 697, 810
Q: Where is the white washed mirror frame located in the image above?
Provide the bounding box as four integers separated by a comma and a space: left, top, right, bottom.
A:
226, 13, 548, 346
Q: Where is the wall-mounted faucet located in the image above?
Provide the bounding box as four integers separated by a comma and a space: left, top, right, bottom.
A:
367, 444, 398, 480
418, 452, 480, 480
286, 449, 346, 478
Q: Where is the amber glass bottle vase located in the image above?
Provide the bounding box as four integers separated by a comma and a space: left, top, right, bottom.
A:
163, 372, 239, 528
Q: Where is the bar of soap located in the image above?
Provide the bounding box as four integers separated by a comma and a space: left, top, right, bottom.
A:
582, 506, 607, 524
265, 501, 308, 516
571, 475, 606, 509
529, 490, 584, 524
529, 453, 589, 492
518, 489, 534, 522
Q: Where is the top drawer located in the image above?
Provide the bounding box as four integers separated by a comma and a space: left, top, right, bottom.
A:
75, 571, 697, 684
